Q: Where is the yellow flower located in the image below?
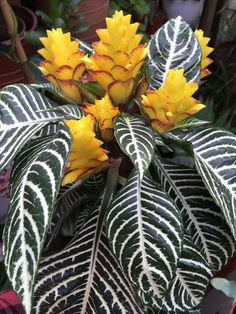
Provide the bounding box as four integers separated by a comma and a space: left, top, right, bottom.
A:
38, 28, 86, 104
82, 11, 147, 104
83, 93, 120, 142
62, 115, 109, 185
194, 29, 214, 78
141, 69, 205, 133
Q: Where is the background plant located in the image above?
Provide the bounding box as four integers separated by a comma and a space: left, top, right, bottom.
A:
0, 10, 235, 314
25, 0, 89, 46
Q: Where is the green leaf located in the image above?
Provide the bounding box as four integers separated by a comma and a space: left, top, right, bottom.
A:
69, 23, 90, 34
106, 170, 183, 309
31, 82, 72, 103
172, 117, 210, 130
0, 84, 66, 171
153, 157, 235, 273
3, 123, 71, 314
53, 18, 66, 29
182, 127, 236, 240
211, 278, 236, 299
36, 10, 53, 25
76, 81, 105, 102
46, 173, 105, 249
148, 16, 201, 89
33, 167, 143, 313
46, 104, 84, 120
161, 234, 212, 312
114, 114, 155, 179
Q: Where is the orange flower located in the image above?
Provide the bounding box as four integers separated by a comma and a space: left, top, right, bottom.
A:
38, 28, 86, 104
141, 69, 205, 133
82, 11, 147, 104
194, 29, 214, 78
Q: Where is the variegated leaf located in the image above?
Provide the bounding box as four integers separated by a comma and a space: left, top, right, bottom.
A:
153, 157, 235, 272
148, 16, 201, 89
47, 104, 84, 120
161, 234, 212, 313
46, 174, 105, 249
3, 123, 71, 314
114, 114, 155, 179
0, 84, 65, 171
183, 127, 236, 240
172, 117, 210, 130
33, 196, 143, 314
106, 170, 183, 309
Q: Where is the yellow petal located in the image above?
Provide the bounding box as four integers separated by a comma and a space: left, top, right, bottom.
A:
110, 65, 132, 81
62, 168, 92, 186
91, 54, 115, 71
73, 63, 86, 80
90, 70, 114, 91
141, 69, 204, 133
108, 78, 134, 104
54, 65, 73, 80
57, 80, 81, 104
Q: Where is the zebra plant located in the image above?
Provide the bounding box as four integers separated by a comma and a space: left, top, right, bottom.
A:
0, 11, 235, 314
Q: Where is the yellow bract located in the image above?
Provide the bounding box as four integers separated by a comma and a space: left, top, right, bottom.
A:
62, 115, 109, 185
194, 29, 214, 78
82, 11, 147, 104
38, 28, 86, 104
141, 69, 205, 133
84, 93, 119, 142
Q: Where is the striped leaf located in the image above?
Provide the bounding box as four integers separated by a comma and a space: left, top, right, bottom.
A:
153, 157, 235, 272
161, 235, 212, 313
172, 117, 210, 130
148, 16, 201, 89
106, 170, 183, 309
33, 196, 143, 314
3, 123, 71, 314
46, 174, 105, 249
114, 114, 155, 179
35, 123, 59, 137
183, 127, 236, 240
48, 104, 84, 120
0, 84, 65, 171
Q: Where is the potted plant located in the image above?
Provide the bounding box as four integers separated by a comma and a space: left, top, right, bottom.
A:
0, 2, 37, 87
0, 9, 235, 314
28, 0, 109, 44
109, 0, 151, 33
161, 0, 205, 28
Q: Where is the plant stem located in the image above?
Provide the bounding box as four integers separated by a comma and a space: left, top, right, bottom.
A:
0, 0, 35, 83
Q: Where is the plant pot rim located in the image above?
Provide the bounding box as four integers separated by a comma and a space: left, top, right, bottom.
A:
78, 0, 109, 15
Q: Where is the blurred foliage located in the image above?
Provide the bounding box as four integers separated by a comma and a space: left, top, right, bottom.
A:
25, 0, 89, 46
109, 0, 151, 33
196, 44, 236, 133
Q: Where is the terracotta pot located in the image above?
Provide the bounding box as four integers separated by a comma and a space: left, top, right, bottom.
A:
69, 0, 109, 44
0, 5, 37, 88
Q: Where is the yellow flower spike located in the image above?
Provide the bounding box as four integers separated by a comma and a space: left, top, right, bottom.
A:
82, 10, 147, 104
83, 93, 119, 142
194, 29, 214, 78
62, 115, 109, 186
38, 28, 86, 104
141, 69, 205, 133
